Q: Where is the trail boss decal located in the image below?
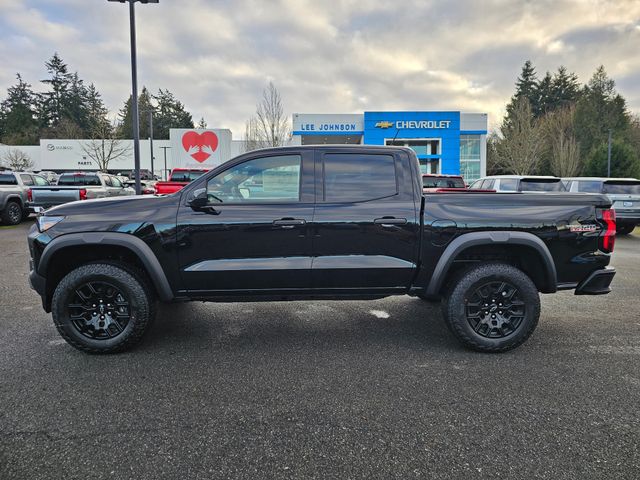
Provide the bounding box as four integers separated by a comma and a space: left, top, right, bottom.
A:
569, 224, 598, 233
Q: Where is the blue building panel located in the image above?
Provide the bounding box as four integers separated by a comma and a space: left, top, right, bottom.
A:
364, 111, 461, 175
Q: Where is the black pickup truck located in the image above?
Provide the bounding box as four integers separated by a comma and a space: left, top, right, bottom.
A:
28, 145, 616, 354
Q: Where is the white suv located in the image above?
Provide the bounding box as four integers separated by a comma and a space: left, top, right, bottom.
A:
469, 175, 566, 193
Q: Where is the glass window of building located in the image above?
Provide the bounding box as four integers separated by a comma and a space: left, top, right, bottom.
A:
386, 139, 440, 174
460, 135, 481, 183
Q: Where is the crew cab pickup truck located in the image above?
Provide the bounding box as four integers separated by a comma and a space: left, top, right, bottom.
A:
154, 168, 209, 194
27, 145, 616, 354
28, 172, 134, 209
0, 171, 49, 225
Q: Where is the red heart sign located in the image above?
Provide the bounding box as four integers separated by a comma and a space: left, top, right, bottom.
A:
181, 131, 219, 163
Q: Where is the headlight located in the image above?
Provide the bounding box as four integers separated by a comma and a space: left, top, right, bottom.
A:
37, 216, 65, 232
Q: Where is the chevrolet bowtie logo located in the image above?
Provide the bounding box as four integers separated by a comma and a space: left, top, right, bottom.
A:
375, 121, 394, 129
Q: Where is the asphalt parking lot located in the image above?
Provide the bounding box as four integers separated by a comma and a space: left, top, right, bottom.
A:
1, 220, 639, 479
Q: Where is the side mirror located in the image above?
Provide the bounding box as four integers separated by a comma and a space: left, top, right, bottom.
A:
187, 188, 220, 215
188, 195, 208, 209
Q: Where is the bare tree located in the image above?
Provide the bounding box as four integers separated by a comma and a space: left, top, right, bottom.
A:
244, 82, 290, 152
1, 148, 34, 171
492, 97, 544, 175
541, 106, 582, 177
80, 120, 131, 172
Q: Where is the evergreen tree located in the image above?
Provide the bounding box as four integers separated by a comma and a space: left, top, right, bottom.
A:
38, 53, 70, 128
153, 88, 194, 139
574, 65, 630, 156
117, 87, 155, 139
550, 66, 581, 109
85, 83, 110, 137
504, 60, 538, 131
534, 72, 554, 117
583, 140, 640, 178
0, 74, 39, 145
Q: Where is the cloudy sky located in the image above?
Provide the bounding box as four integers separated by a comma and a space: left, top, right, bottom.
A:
1, 0, 639, 135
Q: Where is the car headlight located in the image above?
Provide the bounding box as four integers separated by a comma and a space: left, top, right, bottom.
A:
37, 216, 65, 232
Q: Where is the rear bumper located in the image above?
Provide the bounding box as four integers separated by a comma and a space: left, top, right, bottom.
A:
575, 267, 616, 295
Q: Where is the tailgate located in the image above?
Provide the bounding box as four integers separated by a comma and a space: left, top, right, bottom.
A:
30, 187, 80, 206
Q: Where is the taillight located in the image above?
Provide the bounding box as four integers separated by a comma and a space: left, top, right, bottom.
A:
27, 188, 33, 202
79, 188, 87, 200
600, 208, 616, 253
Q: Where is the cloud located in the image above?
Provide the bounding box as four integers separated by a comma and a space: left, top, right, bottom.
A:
1, 0, 639, 137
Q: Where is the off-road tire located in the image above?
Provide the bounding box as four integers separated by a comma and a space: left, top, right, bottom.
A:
1, 200, 23, 225
443, 263, 540, 353
52, 263, 156, 353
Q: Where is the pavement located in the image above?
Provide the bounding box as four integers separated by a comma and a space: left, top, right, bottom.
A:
1, 220, 639, 479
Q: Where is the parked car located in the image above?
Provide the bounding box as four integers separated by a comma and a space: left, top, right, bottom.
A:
28, 145, 616, 354
563, 177, 640, 235
125, 179, 157, 195
422, 174, 467, 192
28, 172, 135, 210
154, 168, 209, 194
38, 171, 59, 184
0, 171, 49, 225
469, 175, 566, 192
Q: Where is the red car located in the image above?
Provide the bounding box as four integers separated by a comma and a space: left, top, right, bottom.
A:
154, 168, 210, 195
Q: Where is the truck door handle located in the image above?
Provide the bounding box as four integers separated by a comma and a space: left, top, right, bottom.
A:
374, 217, 407, 226
273, 218, 306, 229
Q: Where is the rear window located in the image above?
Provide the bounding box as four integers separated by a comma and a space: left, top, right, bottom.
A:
58, 174, 101, 186
170, 170, 206, 182
603, 182, 640, 195
423, 176, 465, 188
0, 174, 17, 185
575, 180, 603, 193
520, 179, 565, 192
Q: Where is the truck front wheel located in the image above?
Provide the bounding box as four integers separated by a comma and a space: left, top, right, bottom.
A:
442, 263, 540, 352
51, 263, 155, 353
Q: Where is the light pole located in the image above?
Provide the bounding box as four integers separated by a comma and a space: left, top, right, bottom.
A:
160, 146, 171, 180
607, 129, 612, 177
108, 0, 159, 194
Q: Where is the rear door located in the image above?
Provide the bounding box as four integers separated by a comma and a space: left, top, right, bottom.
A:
311, 149, 419, 292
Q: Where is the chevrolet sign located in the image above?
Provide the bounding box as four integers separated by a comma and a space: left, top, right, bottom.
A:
375, 120, 452, 129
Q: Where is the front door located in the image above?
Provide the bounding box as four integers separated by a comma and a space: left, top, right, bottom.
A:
177, 151, 315, 295
311, 149, 420, 292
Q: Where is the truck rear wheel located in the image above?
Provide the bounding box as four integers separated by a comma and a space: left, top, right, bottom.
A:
1, 200, 23, 225
442, 263, 540, 352
51, 263, 155, 354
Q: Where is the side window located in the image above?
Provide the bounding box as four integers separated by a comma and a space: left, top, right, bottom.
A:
499, 178, 517, 191
111, 176, 123, 188
33, 175, 49, 186
468, 179, 483, 190
206, 154, 301, 203
481, 179, 495, 190
20, 174, 34, 186
323, 153, 397, 202
103, 175, 113, 187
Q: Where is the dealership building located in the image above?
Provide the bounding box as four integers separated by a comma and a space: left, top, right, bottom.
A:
291, 111, 488, 182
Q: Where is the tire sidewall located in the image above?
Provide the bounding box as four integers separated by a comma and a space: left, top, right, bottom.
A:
5, 202, 22, 225
52, 264, 150, 352
447, 264, 540, 351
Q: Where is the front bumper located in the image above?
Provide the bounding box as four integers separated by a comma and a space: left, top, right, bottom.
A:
575, 267, 616, 295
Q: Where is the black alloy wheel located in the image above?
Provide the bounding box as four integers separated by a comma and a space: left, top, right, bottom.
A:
464, 281, 525, 339
67, 281, 131, 340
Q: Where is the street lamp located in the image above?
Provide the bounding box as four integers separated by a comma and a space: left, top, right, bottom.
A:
108, 0, 159, 195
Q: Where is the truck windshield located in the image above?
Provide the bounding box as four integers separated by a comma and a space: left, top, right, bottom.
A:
0, 174, 18, 185
170, 171, 205, 182
423, 177, 466, 188
520, 179, 565, 192
603, 182, 640, 194
58, 175, 101, 186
